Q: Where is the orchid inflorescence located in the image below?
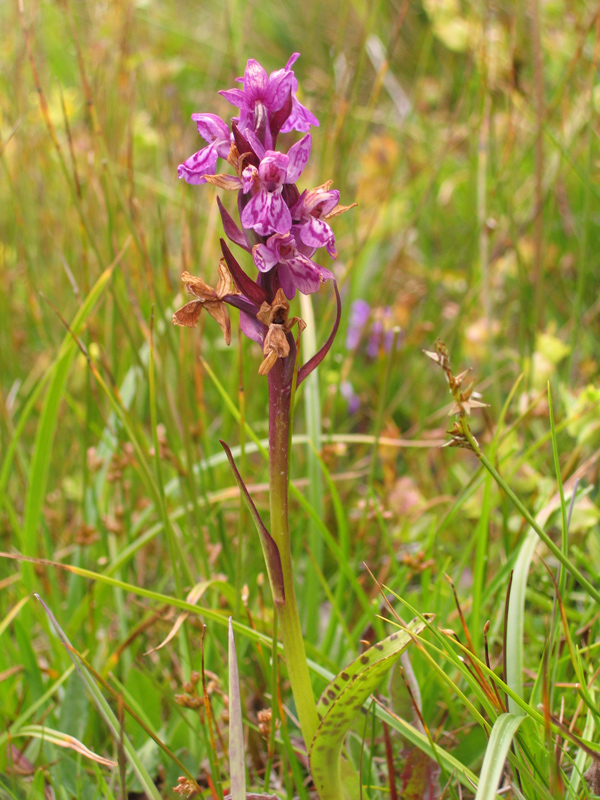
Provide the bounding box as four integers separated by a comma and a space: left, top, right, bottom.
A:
174, 53, 354, 376
173, 57, 433, 798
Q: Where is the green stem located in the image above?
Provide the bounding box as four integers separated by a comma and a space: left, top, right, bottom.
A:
268, 362, 320, 748
461, 423, 600, 606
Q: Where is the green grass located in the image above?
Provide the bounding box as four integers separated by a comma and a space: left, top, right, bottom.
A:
2, 0, 600, 797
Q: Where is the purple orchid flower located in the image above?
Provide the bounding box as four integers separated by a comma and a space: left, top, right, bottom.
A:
340, 381, 360, 414
177, 114, 231, 185
241, 134, 311, 237
220, 54, 318, 149
252, 232, 334, 298
366, 307, 394, 357
345, 299, 371, 350
291, 183, 340, 258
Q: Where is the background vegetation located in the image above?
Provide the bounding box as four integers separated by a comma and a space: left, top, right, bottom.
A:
1, 0, 600, 797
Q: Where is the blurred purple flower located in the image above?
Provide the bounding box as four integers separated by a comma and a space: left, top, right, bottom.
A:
345, 299, 371, 350
366, 308, 394, 358
241, 135, 311, 236
340, 381, 360, 414
252, 232, 333, 298
177, 114, 231, 185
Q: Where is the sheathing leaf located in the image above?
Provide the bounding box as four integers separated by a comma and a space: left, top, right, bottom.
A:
220, 440, 285, 604
297, 280, 341, 387
310, 615, 432, 800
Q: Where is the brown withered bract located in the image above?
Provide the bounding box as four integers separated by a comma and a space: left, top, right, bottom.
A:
173, 260, 238, 345
203, 172, 242, 191
226, 141, 256, 177
256, 288, 306, 376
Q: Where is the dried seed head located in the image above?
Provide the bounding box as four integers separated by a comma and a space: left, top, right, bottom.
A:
174, 693, 202, 709
258, 707, 272, 739
173, 776, 198, 797
425, 340, 489, 447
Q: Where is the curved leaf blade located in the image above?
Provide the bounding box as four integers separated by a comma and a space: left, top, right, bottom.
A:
474, 713, 525, 800
310, 615, 432, 800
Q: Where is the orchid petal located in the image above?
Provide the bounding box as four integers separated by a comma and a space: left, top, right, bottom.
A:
245, 129, 266, 160
204, 173, 243, 190
191, 113, 230, 144
286, 134, 311, 183
172, 299, 203, 327
277, 267, 296, 300
177, 143, 218, 185
265, 71, 294, 112
269, 89, 293, 142
285, 255, 330, 295
239, 310, 265, 344
283, 52, 301, 71
242, 165, 258, 194
241, 190, 270, 230
263, 193, 292, 235
243, 59, 269, 97
260, 150, 289, 176
219, 88, 250, 110
281, 97, 320, 133
241, 191, 291, 236
306, 188, 340, 217
253, 243, 279, 273
295, 217, 335, 251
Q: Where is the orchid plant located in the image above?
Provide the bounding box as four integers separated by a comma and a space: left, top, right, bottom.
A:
175, 55, 424, 800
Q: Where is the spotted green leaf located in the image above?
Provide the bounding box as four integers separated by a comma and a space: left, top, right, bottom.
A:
310, 615, 433, 800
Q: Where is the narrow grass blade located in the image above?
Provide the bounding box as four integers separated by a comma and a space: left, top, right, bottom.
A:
228, 617, 245, 800
298, 291, 324, 636
506, 461, 587, 712
22, 260, 118, 588
10, 725, 117, 767
0, 595, 29, 638
474, 713, 525, 800
0, 665, 75, 749
35, 594, 162, 800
